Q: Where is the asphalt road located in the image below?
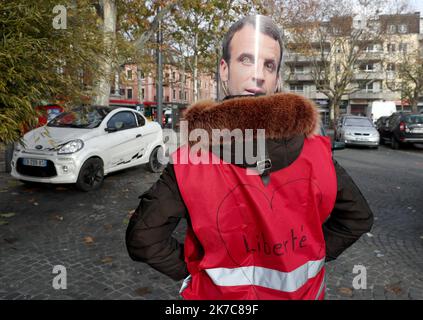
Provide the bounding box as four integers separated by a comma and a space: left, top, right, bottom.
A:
0, 143, 422, 300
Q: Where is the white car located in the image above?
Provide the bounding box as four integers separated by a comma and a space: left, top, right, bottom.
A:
335, 116, 380, 148
11, 106, 165, 191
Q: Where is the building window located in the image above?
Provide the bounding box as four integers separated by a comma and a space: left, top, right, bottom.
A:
127, 69, 132, 80
179, 90, 182, 99
294, 65, 304, 74
165, 96, 169, 102
289, 84, 304, 92
387, 43, 396, 53
399, 43, 408, 53
173, 89, 176, 100
360, 63, 375, 72
185, 91, 188, 100
359, 82, 373, 92
119, 88, 126, 96
387, 24, 396, 34
387, 63, 396, 72
398, 24, 408, 34
127, 88, 133, 99
179, 73, 182, 81
142, 88, 145, 99
366, 44, 380, 52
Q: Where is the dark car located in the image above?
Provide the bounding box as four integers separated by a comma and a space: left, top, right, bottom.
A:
375, 116, 389, 131
380, 112, 423, 149
376, 116, 390, 141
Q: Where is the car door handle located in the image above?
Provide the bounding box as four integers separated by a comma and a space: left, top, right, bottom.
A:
136, 134, 142, 138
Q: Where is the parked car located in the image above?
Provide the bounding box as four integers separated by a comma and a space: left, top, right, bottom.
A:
4, 104, 65, 174
320, 124, 345, 151
335, 115, 379, 148
11, 106, 164, 191
334, 115, 346, 140
379, 112, 423, 149
375, 116, 389, 130
367, 100, 396, 124
375, 116, 390, 142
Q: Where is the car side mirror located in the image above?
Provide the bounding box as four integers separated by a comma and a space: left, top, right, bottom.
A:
105, 127, 118, 133
332, 141, 346, 151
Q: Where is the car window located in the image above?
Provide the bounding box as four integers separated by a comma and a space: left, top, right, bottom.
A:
107, 111, 137, 130
136, 113, 146, 127
48, 106, 110, 129
344, 118, 373, 127
404, 115, 423, 124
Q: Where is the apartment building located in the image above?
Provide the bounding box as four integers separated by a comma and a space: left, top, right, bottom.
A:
110, 62, 217, 123
283, 12, 423, 120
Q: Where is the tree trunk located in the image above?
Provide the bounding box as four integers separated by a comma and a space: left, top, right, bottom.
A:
329, 96, 341, 129
137, 69, 143, 102
114, 71, 119, 96
411, 99, 419, 113
93, 0, 116, 106
193, 33, 199, 102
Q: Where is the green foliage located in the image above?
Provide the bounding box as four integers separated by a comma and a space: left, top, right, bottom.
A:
0, 0, 103, 143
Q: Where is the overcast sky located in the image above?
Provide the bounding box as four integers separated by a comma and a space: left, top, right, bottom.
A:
409, 0, 423, 13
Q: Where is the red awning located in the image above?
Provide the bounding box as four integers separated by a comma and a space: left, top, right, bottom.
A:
394, 100, 410, 106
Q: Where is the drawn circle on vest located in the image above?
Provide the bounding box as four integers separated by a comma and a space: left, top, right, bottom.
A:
216, 179, 324, 271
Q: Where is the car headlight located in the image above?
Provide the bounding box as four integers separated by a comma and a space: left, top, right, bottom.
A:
57, 139, 84, 154
14, 142, 23, 152
344, 132, 354, 137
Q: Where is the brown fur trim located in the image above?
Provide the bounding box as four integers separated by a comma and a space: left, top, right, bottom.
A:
183, 93, 320, 144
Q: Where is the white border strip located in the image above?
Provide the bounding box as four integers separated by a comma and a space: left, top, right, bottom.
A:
205, 258, 325, 293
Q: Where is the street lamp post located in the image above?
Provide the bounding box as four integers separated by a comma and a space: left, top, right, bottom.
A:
156, 7, 163, 127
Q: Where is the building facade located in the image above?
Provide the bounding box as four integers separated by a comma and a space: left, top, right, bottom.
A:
110, 63, 217, 123
283, 12, 423, 122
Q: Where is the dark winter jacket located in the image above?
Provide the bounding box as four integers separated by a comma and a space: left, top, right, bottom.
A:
125, 93, 374, 281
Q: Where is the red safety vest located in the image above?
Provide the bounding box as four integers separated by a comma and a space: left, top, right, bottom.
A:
172, 136, 337, 300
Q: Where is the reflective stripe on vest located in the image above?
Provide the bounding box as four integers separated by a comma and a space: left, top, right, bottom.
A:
205, 258, 324, 293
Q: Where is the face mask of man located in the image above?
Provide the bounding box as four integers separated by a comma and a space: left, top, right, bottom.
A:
219, 15, 282, 97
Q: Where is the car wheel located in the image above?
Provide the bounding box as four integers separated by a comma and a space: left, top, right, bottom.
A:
391, 136, 400, 150
76, 158, 104, 192
148, 146, 164, 173
379, 136, 384, 145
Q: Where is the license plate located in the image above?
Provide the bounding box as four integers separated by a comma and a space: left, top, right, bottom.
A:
356, 137, 368, 141
22, 158, 47, 167
412, 128, 423, 133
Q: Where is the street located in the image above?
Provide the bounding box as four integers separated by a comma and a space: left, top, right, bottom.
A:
0, 144, 422, 300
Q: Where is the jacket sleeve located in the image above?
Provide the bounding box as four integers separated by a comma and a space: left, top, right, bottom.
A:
323, 159, 374, 262
125, 163, 189, 281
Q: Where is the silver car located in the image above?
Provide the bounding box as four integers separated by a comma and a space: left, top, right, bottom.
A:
335, 116, 380, 148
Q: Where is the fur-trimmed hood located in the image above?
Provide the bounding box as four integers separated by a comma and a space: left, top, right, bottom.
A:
183, 93, 321, 142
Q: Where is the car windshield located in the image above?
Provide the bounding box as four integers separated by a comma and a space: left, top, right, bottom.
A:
48, 106, 110, 129
404, 115, 423, 124
344, 118, 373, 127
